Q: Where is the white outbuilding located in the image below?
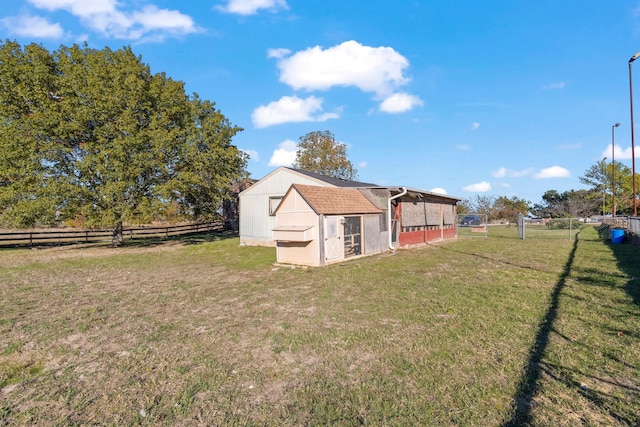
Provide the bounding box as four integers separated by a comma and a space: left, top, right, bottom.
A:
238, 167, 377, 246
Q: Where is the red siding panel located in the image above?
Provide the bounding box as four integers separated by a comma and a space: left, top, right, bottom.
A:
399, 230, 424, 246
399, 227, 456, 246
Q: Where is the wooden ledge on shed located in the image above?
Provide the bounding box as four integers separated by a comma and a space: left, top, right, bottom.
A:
272, 225, 315, 242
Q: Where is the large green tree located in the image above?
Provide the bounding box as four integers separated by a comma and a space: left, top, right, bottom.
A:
292, 130, 358, 180
0, 41, 246, 245
494, 196, 531, 223
460, 195, 496, 218
0, 42, 61, 226
580, 159, 635, 215
533, 189, 600, 218
460, 195, 530, 222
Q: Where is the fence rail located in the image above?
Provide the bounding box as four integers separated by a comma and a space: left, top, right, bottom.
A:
0, 222, 224, 248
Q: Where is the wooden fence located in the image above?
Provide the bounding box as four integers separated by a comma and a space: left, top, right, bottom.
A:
0, 222, 224, 248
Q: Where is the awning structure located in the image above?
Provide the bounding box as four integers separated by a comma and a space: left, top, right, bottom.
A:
272, 225, 315, 242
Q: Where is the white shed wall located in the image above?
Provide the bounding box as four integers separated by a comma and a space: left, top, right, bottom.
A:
239, 169, 334, 246
274, 191, 321, 266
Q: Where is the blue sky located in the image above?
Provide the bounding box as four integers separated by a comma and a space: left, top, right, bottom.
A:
2, 0, 640, 203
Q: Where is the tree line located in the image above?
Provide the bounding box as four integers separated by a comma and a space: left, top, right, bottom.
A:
461, 159, 639, 222
0, 41, 247, 245
294, 132, 640, 222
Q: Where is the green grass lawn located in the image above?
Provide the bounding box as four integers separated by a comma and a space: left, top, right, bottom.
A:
0, 227, 639, 426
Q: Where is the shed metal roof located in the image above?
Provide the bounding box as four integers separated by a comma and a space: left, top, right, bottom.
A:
376, 186, 462, 203
284, 168, 378, 188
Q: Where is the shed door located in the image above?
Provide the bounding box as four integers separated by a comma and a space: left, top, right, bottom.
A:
343, 216, 362, 258
324, 216, 341, 260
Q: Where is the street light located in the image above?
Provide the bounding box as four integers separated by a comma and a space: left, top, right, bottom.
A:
629, 52, 640, 216
612, 122, 620, 217
602, 157, 608, 216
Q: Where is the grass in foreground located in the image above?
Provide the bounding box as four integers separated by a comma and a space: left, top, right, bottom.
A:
0, 226, 638, 426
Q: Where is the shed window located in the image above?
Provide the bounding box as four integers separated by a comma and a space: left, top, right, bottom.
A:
269, 196, 283, 216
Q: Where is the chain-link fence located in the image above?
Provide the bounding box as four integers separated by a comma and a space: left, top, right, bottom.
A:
516, 216, 587, 240
456, 214, 488, 238
627, 217, 640, 244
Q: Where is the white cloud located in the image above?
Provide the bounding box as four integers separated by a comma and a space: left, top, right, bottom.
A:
251, 95, 340, 128
241, 149, 259, 162
217, 0, 288, 15
471, 122, 480, 131
491, 167, 535, 178
379, 92, 423, 113
542, 82, 566, 90
602, 144, 640, 160
1, 14, 64, 38
430, 187, 447, 195
534, 166, 571, 179
29, 0, 115, 15
492, 167, 507, 178
358, 161, 368, 169
266, 40, 421, 114
463, 181, 492, 192
267, 48, 291, 59
133, 6, 196, 32
25, 0, 197, 41
268, 139, 297, 167
273, 40, 411, 96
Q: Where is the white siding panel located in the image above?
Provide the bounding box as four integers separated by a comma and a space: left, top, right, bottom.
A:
239, 169, 334, 245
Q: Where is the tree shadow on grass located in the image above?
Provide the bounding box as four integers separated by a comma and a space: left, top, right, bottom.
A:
433, 240, 581, 424
608, 241, 640, 309
595, 225, 640, 308
501, 235, 579, 426
441, 231, 640, 425
501, 233, 640, 426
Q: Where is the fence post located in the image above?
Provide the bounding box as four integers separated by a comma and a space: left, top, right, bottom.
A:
569, 219, 573, 241
518, 214, 525, 239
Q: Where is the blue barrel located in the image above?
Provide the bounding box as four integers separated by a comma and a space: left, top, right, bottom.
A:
611, 228, 625, 244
